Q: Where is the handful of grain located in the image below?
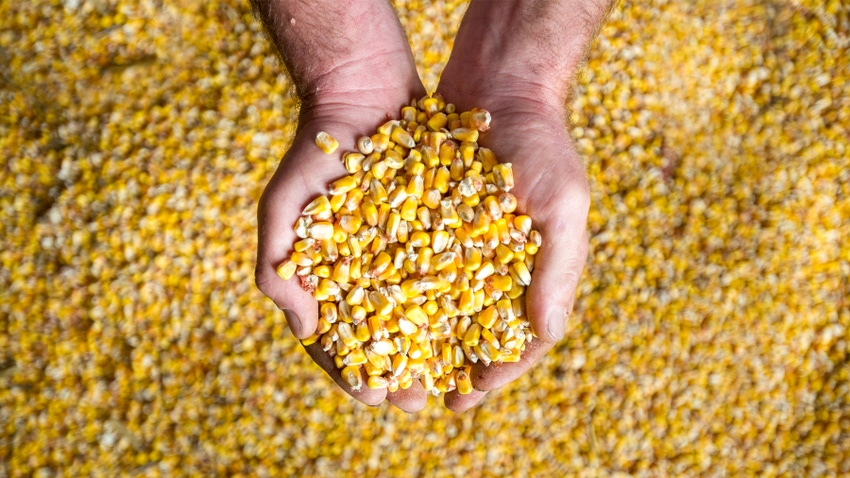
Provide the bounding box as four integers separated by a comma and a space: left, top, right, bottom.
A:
276, 94, 542, 395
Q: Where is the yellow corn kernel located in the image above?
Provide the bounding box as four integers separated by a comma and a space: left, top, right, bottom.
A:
302, 196, 331, 216
482, 195, 502, 221
385, 212, 401, 243
367, 375, 388, 389
398, 317, 419, 336
385, 150, 405, 170
427, 112, 447, 131
440, 201, 461, 228
498, 192, 518, 213
420, 145, 439, 167
377, 120, 398, 136
513, 215, 533, 235
329, 176, 358, 195
342, 348, 367, 366
368, 291, 392, 317
313, 265, 331, 279
459, 142, 475, 164
432, 252, 456, 271
407, 231, 430, 249
342, 188, 363, 211
448, 344, 463, 369
345, 285, 364, 306
275, 260, 297, 280
321, 238, 339, 259
491, 273, 513, 292
472, 209, 491, 236
371, 133, 390, 153
315, 131, 339, 154
406, 174, 424, 197
457, 203, 474, 224
481, 327, 500, 350
484, 223, 500, 249
416, 247, 434, 275
451, 127, 478, 142
315, 278, 340, 299
458, 289, 475, 315
418, 188, 439, 211
439, 140, 457, 166
293, 238, 315, 253
391, 354, 408, 377
391, 125, 415, 149
341, 365, 363, 391
469, 108, 491, 131
368, 251, 391, 279
336, 322, 358, 349
464, 323, 482, 347
456, 368, 473, 395
290, 251, 313, 267
428, 230, 447, 254
404, 304, 429, 326
397, 196, 417, 222
360, 199, 378, 227
317, 316, 333, 334
301, 333, 320, 346
495, 218, 511, 244
337, 215, 361, 235
307, 222, 334, 241
477, 147, 498, 173
492, 163, 515, 191
401, 105, 417, 122
416, 206, 433, 231
512, 259, 532, 286
422, 96, 439, 116
495, 244, 515, 264
477, 305, 499, 329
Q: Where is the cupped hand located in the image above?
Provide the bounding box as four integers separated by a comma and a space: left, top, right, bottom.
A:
437, 82, 591, 413
255, 77, 430, 412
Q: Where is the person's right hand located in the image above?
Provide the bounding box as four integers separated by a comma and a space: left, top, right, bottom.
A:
253, 0, 428, 412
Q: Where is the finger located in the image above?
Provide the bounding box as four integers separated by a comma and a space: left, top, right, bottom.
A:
255, 177, 320, 339
302, 342, 387, 406
470, 338, 555, 391
524, 184, 590, 343
255, 129, 351, 338
386, 381, 428, 413
444, 388, 488, 413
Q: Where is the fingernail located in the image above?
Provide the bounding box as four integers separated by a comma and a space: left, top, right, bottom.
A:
547, 309, 566, 342
283, 309, 302, 337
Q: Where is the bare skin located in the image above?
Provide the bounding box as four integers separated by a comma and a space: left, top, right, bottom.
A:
253, 0, 612, 413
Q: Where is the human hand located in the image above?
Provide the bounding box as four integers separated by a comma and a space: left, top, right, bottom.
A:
434, 0, 607, 412
252, 0, 428, 412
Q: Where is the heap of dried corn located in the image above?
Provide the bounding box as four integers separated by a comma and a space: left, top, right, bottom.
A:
1, 0, 847, 476
278, 97, 540, 395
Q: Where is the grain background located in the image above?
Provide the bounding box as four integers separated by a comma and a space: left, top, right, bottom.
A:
1, 0, 848, 476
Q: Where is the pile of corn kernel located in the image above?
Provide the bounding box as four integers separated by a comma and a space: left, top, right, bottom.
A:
1, 0, 847, 476
283, 98, 539, 395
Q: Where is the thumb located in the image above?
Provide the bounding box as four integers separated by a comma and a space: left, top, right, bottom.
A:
524, 189, 590, 343
255, 127, 352, 338
256, 175, 322, 339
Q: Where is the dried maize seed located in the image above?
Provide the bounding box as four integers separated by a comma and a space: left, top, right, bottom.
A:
276, 260, 297, 280
315, 131, 339, 154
